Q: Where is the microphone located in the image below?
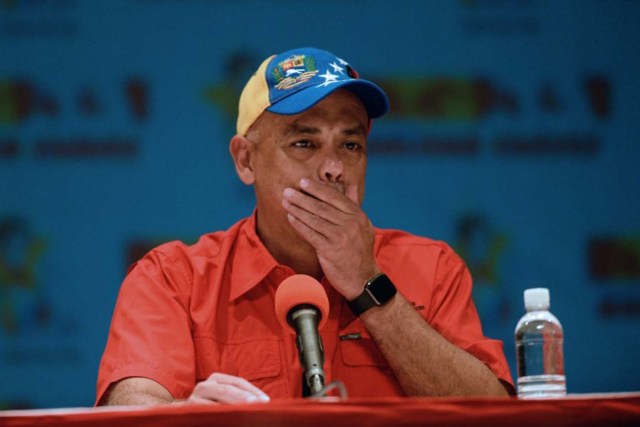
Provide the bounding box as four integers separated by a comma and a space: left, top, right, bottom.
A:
275, 274, 329, 396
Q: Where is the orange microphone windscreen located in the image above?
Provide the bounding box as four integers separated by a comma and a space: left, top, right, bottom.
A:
274, 274, 330, 334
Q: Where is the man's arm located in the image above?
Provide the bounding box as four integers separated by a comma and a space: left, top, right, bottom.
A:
360, 293, 509, 396
100, 377, 174, 406
99, 374, 270, 406
283, 178, 510, 397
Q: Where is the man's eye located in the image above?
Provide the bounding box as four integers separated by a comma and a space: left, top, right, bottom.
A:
293, 140, 314, 148
344, 141, 362, 151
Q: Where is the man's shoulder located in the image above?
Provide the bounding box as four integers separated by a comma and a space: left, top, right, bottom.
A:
141, 217, 250, 266
374, 227, 465, 265
374, 227, 454, 251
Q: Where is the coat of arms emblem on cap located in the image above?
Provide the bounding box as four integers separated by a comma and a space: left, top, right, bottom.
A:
272, 54, 319, 91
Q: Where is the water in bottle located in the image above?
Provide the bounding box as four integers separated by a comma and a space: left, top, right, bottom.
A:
515, 288, 566, 398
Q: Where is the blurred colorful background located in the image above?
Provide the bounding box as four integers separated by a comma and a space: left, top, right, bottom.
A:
1, 0, 639, 408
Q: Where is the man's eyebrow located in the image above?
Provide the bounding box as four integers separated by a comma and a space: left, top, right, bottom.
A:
342, 125, 367, 136
284, 123, 321, 136
283, 123, 367, 138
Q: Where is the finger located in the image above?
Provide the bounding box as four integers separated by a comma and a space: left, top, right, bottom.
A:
185, 395, 220, 405
191, 383, 258, 404
283, 187, 341, 225
283, 192, 341, 231
287, 213, 330, 250
210, 373, 270, 401
345, 183, 359, 205
192, 381, 268, 404
190, 373, 270, 404
284, 199, 339, 241
299, 179, 356, 213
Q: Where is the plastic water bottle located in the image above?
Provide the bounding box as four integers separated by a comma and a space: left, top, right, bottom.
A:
515, 288, 566, 398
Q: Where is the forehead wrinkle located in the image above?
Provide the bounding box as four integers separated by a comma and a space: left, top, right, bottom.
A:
342, 124, 367, 137
283, 122, 321, 138
282, 119, 367, 139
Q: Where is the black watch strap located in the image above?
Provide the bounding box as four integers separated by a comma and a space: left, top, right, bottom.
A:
347, 273, 397, 317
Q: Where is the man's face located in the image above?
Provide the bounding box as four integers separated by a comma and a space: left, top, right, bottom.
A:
246, 89, 369, 240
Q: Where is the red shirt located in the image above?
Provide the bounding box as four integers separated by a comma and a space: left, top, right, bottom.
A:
96, 213, 513, 403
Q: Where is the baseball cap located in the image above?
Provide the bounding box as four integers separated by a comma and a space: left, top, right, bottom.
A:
236, 47, 389, 135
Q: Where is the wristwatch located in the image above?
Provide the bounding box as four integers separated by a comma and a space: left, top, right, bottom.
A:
347, 273, 397, 316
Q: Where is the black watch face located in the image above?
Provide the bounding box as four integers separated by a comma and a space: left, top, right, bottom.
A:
370, 275, 397, 303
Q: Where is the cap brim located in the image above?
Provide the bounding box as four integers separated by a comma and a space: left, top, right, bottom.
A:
266, 79, 389, 119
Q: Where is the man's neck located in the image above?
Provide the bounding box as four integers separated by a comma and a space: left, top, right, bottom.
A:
271, 243, 323, 280
255, 213, 323, 280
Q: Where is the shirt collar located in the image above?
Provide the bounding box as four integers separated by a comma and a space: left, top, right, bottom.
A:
228, 211, 385, 302
228, 210, 281, 301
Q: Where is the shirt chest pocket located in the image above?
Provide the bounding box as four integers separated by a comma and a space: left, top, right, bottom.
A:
337, 331, 403, 397
340, 335, 389, 367
221, 339, 282, 380
195, 336, 285, 395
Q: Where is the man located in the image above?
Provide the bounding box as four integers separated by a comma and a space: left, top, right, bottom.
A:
96, 47, 514, 405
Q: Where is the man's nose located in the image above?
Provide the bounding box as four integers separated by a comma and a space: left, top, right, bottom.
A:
319, 152, 344, 183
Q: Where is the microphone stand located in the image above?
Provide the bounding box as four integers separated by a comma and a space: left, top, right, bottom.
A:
289, 305, 326, 396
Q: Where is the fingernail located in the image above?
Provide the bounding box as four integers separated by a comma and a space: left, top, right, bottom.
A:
299, 178, 310, 188
259, 394, 270, 402
283, 187, 295, 198
245, 395, 258, 402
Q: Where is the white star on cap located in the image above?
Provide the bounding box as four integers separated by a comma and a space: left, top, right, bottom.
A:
337, 57, 348, 66
329, 61, 344, 74
316, 69, 341, 87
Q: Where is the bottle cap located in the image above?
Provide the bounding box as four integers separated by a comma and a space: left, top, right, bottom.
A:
524, 288, 550, 310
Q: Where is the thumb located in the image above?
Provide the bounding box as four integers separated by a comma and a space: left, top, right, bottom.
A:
346, 184, 360, 205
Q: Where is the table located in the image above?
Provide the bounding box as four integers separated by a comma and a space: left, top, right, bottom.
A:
1, 393, 639, 427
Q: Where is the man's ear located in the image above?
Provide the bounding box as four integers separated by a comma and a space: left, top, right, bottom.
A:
229, 135, 255, 185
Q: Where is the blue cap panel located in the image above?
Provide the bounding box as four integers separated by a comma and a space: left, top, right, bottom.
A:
264, 47, 389, 118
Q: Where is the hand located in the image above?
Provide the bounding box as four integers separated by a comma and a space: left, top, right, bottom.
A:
186, 373, 270, 405
282, 178, 380, 299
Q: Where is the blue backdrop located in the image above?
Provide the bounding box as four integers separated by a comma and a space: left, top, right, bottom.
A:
1, 0, 639, 409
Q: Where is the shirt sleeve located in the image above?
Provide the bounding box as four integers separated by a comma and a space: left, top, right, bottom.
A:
427, 243, 515, 392
95, 246, 195, 404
